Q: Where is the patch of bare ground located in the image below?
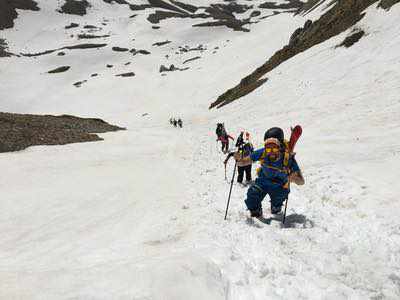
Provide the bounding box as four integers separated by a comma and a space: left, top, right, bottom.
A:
0, 112, 125, 153
210, 0, 381, 109
58, 0, 90, 16
0, 0, 39, 30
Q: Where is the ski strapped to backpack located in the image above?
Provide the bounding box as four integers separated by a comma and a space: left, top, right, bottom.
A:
283, 125, 302, 224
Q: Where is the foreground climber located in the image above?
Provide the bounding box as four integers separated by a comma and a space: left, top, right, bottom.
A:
234, 127, 304, 217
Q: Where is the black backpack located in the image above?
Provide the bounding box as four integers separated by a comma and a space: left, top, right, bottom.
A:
216, 123, 226, 137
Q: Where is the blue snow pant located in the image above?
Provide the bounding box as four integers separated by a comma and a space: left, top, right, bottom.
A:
245, 181, 289, 211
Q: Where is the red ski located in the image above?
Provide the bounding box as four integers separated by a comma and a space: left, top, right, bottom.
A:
288, 125, 302, 153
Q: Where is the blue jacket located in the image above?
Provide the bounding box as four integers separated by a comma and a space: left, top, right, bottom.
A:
250, 148, 300, 187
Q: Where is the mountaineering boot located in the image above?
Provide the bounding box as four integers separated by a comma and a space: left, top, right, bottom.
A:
271, 205, 282, 214
250, 208, 263, 218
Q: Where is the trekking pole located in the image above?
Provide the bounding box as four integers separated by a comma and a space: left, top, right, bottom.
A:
224, 161, 237, 220
224, 163, 227, 181
282, 171, 291, 225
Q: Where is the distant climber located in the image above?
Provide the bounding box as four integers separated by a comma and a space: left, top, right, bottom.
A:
216, 123, 233, 153
233, 127, 304, 217
235, 131, 245, 148
173, 119, 178, 127
224, 132, 254, 185
177, 118, 183, 128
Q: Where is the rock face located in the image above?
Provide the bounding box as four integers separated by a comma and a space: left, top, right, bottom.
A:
0, 112, 125, 153
210, 0, 383, 109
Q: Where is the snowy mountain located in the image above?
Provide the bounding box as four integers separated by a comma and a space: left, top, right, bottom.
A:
1, 0, 400, 299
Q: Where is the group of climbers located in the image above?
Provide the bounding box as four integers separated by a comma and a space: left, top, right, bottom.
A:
170, 117, 183, 128
216, 124, 304, 219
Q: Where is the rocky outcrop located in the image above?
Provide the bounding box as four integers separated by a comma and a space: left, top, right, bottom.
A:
210, 0, 381, 109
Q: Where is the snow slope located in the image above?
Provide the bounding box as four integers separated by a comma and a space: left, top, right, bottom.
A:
1, 1, 400, 299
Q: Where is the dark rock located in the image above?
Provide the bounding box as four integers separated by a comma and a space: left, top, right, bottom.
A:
159, 64, 189, 72
0, 112, 125, 153
116, 72, 135, 77
170, 0, 198, 13
129, 4, 151, 11
183, 56, 201, 64
130, 49, 151, 55
57, 51, 66, 56
73, 80, 87, 87
378, 0, 400, 10
91, 73, 98, 77
148, 0, 188, 14
259, 1, 303, 10
78, 34, 110, 39
58, 0, 90, 16
159, 65, 170, 72
83, 25, 97, 29
102, 0, 130, 4
21, 43, 108, 57
152, 26, 161, 29
48, 66, 70, 73
66, 43, 107, 50
112, 46, 129, 52
147, 10, 184, 24
65, 22, 79, 29
152, 40, 172, 46
106, 64, 113, 68
337, 30, 365, 48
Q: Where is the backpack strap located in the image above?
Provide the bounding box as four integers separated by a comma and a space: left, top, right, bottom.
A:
283, 140, 290, 169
